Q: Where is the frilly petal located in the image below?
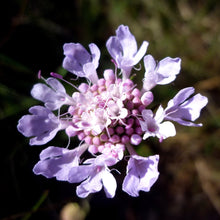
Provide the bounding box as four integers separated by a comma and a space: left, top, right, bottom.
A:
102, 171, 117, 198
122, 155, 159, 197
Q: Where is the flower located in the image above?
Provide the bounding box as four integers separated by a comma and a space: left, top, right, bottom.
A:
33, 144, 88, 181
139, 106, 176, 142
106, 25, 149, 79
122, 154, 160, 197
68, 155, 117, 198
17, 106, 63, 145
31, 77, 74, 110
143, 55, 181, 91
164, 87, 208, 126
62, 43, 100, 84
17, 24, 208, 198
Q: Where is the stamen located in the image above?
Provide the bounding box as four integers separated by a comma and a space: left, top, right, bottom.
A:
58, 112, 72, 119
57, 108, 61, 119
65, 135, 71, 149
50, 72, 79, 91
37, 70, 47, 82
133, 63, 142, 71
111, 59, 118, 81
38, 70, 42, 79
110, 168, 121, 175
50, 72, 63, 79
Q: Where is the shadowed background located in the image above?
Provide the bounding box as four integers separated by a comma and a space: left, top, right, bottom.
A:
0, 0, 220, 219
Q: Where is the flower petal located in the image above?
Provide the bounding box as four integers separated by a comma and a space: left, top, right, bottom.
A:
76, 172, 103, 198
33, 146, 79, 181
132, 41, 149, 66
63, 43, 91, 77
89, 43, 100, 69
102, 171, 117, 198
31, 78, 71, 110
122, 155, 159, 197
17, 106, 61, 145
165, 87, 208, 126
166, 87, 195, 110
156, 57, 181, 84
116, 25, 137, 57
144, 55, 156, 74
158, 121, 176, 141
143, 55, 157, 90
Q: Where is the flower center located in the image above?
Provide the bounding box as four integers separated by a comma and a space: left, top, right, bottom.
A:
68, 77, 149, 159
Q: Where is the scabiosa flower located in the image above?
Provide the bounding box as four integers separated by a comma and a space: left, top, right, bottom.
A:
123, 153, 160, 197
164, 87, 208, 126
62, 43, 100, 84
33, 144, 88, 181
31, 77, 74, 110
140, 106, 176, 142
68, 155, 118, 198
17, 106, 65, 145
106, 24, 149, 79
143, 55, 181, 91
17, 24, 208, 198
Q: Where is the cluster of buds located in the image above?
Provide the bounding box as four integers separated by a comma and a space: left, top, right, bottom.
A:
17, 25, 208, 198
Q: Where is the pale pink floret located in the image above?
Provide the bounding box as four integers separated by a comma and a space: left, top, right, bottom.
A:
63, 43, 100, 84
140, 106, 176, 142
31, 77, 74, 110
122, 154, 160, 197
68, 155, 117, 198
143, 55, 181, 91
106, 25, 149, 79
164, 87, 208, 126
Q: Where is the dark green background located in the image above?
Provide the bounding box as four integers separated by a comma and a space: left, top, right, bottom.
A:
1, 0, 220, 219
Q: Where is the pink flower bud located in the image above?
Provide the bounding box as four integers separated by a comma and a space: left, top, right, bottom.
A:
135, 127, 143, 135
78, 83, 89, 93
125, 127, 134, 135
141, 91, 154, 106
90, 84, 98, 92
100, 133, 108, 142
132, 97, 141, 106
104, 69, 115, 81
131, 88, 141, 97
115, 126, 124, 134
130, 134, 142, 145
88, 145, 98, 154
98, 78, 106, 86
84, 136, 93, 144
121, 135, 130, 144
93, 136, 101, 145
109, 134, 120, 143
78, 132, 86, 140
126, 118, 134, 129
65, 126, 78, 137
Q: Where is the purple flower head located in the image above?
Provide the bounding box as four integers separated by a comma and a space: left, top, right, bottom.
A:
143, 55, 181, 91
122, 154, 159, 197
31, 77, 74, 110
106, 25, 149, 79
68, 155, 117, 198
17, 24, 208, 198
139, 106, 176, 142
63, 43, 100, 84
33, 144, 88, 181
17, 106, 63, 145
164, 87, 208, 126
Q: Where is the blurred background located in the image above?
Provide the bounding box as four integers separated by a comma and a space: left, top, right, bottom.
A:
0, 0, 220, 219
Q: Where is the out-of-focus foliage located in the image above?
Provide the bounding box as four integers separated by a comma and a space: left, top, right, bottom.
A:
0, 0, 219, 219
